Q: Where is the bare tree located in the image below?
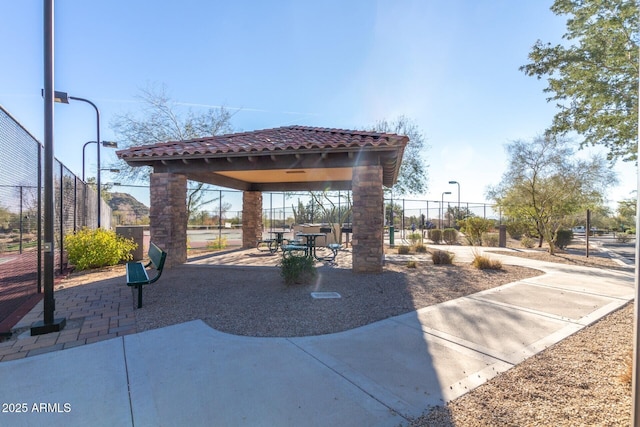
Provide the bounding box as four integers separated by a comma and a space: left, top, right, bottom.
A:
110, 83, 234, 207
370, 115, 429, 196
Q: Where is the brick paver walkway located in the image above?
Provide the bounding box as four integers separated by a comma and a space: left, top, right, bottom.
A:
0, 276, 136, 362
0, 246, 352, 362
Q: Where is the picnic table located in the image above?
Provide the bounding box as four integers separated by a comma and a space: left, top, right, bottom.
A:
257, 230, 288, 253
291, 232, 340, 262
270, 231, 286, 251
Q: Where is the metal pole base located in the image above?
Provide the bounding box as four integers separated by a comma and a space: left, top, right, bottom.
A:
30, 318, 66, 336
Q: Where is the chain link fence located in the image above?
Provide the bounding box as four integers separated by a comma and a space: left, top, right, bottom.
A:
0, 105, 110, 333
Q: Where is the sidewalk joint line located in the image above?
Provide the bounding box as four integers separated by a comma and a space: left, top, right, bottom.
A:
121, 337, 136, 427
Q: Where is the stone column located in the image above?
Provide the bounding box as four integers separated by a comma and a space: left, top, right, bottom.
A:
149, 173, 187, 268
242, 191, 263, 248
352, 165, 384, 273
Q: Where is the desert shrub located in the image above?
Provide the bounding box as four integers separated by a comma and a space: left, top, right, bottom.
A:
617, 233, 631, 243
442, 228, 459, 245
280, 255, 317, 285
429, 229, 443, 244
207, 236, 228, 250
555, 229, 573, 250
482, 232, 499, 247
397, 245, 411, 254
414, 244, 427, 253
65, 227, 137, 270
406, 260, 417, 269
520, 236, 535, 248
408, 232, 422, 245
505, 220, 532, 240
431, 250, 454, 265
472, 254, 503, 270
458, 217, 493, 245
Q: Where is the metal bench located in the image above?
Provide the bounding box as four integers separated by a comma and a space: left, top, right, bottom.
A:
256, 239, 276, 252
326, 243, 342, 261
126, 242, 167, 308
281, 244, 309, 258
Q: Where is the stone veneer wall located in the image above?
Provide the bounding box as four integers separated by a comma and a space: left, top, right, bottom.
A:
149, 173, 187, 267
351, 165, 384, 273
242, 191, 263, 248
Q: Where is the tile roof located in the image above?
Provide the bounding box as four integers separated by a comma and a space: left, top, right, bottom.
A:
116, 125, 408, 160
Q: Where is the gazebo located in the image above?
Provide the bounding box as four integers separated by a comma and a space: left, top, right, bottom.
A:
116, 126, 408, 273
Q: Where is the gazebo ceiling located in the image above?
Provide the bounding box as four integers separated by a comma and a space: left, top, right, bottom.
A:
116, 126, 408, 191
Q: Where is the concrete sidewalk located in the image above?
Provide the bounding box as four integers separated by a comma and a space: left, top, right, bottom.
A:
0, 248, 634, 426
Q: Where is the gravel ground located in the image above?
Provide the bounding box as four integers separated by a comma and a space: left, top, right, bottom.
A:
134, 261, 541, 337
413, 302, 633, 427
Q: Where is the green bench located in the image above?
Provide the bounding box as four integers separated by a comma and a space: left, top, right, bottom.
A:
256, 239, 277, 253
126, 242, 167, 308
281, 244, 309, 258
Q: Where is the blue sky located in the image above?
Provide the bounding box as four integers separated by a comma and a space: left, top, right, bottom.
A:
0, 1, 636, 213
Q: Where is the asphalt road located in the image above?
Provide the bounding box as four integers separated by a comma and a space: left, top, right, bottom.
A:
577, 232, 636, 264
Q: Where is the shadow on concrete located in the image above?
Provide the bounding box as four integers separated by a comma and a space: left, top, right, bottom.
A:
133, 262, 446, 423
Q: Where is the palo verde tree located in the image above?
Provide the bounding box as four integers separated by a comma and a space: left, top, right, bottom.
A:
111, 83, 234, 218
488, 135, 617, 254
617, 197, 637, 230
520, 0, 639, 162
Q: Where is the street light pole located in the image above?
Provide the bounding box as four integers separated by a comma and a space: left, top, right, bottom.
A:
31, 0, 66, 335
449, 180, 460, 223
83, 141, 118, 181
441, 191, 451, 229
53, 92, 104, 227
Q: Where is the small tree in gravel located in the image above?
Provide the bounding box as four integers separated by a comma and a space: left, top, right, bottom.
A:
280, 256, 317, 285
458, 217, 493, 246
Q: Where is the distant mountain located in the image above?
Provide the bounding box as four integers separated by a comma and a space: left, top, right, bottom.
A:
107, 192, 149, 223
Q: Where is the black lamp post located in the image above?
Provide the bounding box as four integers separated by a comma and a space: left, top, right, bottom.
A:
53, 91, 105, 227
31, 0, 66, 335
83, 141, 118, 181
449, 180, 460, 223
441, 191, 451, 229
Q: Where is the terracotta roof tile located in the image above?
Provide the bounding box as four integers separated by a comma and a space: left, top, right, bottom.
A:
117, 125, 408, 160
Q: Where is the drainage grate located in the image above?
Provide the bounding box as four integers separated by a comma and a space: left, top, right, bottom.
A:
310, 292, 341, 299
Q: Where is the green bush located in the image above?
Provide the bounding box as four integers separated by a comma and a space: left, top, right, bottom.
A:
206, 236, 228, 250
64, 227, 137, 270
429, 229, 443, 244
520, 236, 535, 248
406, 260, 417, 269
431, 250, 454, 265
458, 217, 493, 245
408, 232, 422, 245
506, 221, 531, 240
442, 228, 459, 245
280, 255, 317, 285
482, 232, 499, 247
555, 229, 573, 250
397, 245, 411, 254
